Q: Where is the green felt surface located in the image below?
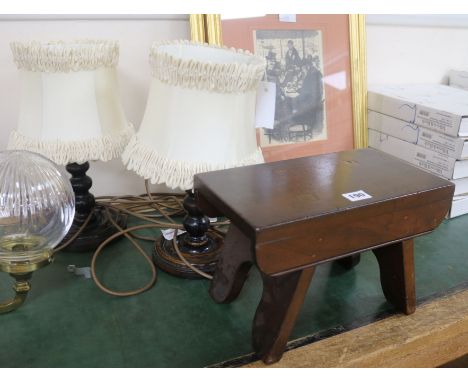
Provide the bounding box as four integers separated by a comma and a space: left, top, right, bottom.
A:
1, 214, 468, 367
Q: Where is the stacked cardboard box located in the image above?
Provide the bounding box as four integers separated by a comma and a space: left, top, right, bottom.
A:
449, 69, 468, 90
368, 84, 468, 218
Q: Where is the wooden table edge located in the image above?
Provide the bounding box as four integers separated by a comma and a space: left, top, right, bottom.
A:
242, 287, 468, 368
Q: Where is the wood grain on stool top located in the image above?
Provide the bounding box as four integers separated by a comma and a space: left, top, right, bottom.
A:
195, 148, 453, 233
195, 148, 454, 276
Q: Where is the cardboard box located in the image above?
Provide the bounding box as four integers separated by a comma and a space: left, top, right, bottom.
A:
368, 110, 468, 159
450, 195, 468, 218
368, 129, 468, 179
453, 177, 468, 197
449, 70, 468, 91
368, 84, 468, 137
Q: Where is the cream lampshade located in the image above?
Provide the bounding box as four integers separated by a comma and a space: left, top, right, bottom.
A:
122, 40, 265, 190
122, 40, 266, 278
8, 40, 133, 252
8, 40, 133, 164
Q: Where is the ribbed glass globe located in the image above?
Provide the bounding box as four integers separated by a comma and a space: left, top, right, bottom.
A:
0, 150, 75, 262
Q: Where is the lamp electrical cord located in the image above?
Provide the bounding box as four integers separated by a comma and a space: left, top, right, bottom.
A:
53, 180, 228, 296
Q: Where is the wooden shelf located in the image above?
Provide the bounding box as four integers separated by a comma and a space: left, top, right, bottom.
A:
246, 288, 468, 367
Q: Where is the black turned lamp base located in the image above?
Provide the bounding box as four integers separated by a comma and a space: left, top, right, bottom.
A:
60, 205, 127, 252
153, 231, 222, 279
59, 161, 127, 253
152, 190, 223, 279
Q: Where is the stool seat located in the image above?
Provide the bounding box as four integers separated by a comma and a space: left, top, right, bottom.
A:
194, 148, 454, 364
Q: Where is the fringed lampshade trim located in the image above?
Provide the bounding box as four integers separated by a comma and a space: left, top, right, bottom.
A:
150, 40, 266, 93
7, 125, 134, 165
10, 40, 119, 72
121, 135, 264, 190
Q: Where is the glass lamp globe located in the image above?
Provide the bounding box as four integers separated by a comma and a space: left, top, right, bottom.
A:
0, 150, 75, 313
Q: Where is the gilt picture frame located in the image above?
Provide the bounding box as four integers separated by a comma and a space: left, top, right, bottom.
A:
202, 14, 367, 162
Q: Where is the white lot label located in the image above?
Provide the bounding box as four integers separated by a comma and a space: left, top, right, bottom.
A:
342, 190, 372, 202
161, 228, 186, 241
255, 81, 276, 130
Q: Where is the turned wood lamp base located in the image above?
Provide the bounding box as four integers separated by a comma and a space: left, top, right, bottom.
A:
153, 232, 222, 279
152, 190, 223, 279
59, 161, 127, 253
60, 205, 127, 252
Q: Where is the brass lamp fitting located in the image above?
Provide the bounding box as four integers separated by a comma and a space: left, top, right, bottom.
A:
0, 249, 53, 314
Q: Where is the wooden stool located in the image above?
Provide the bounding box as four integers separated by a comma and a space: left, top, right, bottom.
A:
194, 149, 454, 365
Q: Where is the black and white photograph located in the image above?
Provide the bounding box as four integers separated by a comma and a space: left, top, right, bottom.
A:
254, 29, 326, 147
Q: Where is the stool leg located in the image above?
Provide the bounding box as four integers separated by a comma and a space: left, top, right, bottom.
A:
253, 267, 315, 364
373, 239, 416, 315
209, 224, 254, 303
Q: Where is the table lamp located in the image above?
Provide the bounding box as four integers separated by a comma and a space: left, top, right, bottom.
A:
8, 40, 134, 252
122, 40, 266, 278
0, 150, 75, 313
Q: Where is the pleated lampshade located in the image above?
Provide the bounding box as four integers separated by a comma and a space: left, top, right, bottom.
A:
122, 40, 266, 190
8, 40, 133, 165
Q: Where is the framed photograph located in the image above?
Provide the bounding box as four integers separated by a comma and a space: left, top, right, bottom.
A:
204, 14, 367, 162
254, 29, 327, 148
